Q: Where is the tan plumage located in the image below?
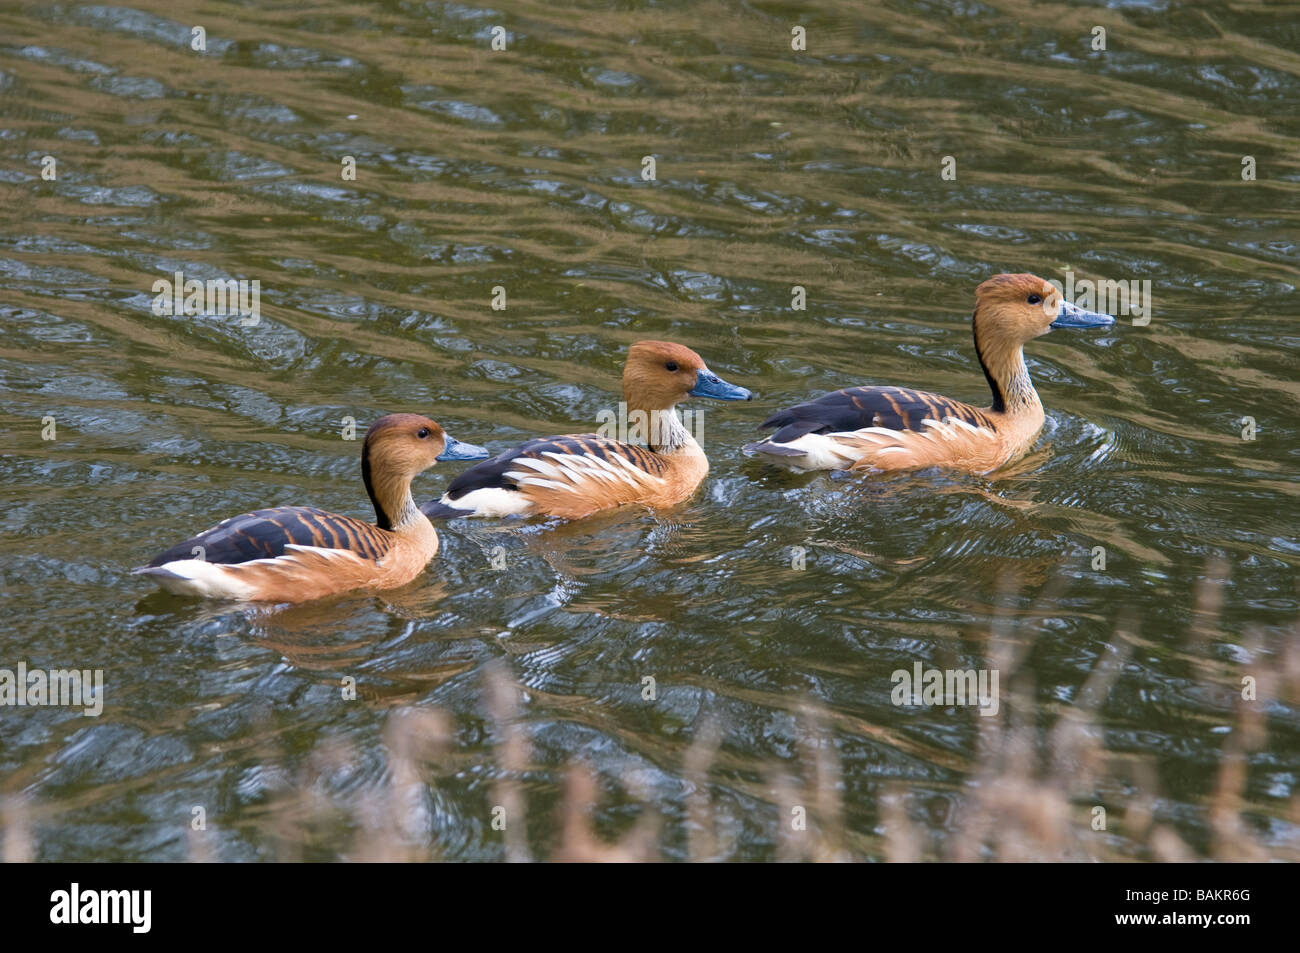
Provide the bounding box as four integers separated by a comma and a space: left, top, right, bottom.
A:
423, 341, 752, 521
502, 431, 709, 520
134, 414, 488, 603
744, 273, 1114, 474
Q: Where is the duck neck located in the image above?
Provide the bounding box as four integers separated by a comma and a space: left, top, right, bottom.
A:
638, 403, 695, 454
362, 452, 426, 534
973, 321, 1041, 417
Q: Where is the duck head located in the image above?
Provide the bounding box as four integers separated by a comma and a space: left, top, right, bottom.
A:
622, 340, 753, 412
974, 272, 1115, 345
362, 414, 489, 472
362, 414, 488, 529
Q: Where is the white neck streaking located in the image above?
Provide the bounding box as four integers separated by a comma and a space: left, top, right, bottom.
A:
647, 406, 695, 453
390, 491, 426, 532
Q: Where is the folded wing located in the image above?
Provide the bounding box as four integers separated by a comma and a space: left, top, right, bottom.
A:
759, 386, 994, 442
744, 386, 1002, 472
427, 435, 672, 519
144, 506, 393, 566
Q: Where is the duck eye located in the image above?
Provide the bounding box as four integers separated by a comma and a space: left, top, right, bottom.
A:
1027, 293, 1042, 305
417, 428, 430, 439
665, 361, 678, 372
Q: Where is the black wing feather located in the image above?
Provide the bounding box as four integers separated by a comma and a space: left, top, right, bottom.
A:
147, 506, 381, 567
439, 434, 666, 501
759, 386, 990, 443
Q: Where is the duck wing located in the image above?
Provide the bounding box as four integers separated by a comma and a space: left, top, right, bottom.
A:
142, 506, 391, 567
423, 434, 671, 519
755, 386, 994, 443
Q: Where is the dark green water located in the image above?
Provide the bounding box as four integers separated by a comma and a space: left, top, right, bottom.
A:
0, 0, 1297, 861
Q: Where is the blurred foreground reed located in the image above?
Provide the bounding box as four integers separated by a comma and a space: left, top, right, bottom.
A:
3, 562, 1296, 862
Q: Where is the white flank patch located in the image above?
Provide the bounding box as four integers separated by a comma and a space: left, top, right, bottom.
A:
754, 433, 861, 471
144, 559, 258, 600
441, 487, 532, 517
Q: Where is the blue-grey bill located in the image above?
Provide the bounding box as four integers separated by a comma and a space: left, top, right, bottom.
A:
437, 435, 490, 461
1051, 300, 1115, 329
689, 369, 754, 401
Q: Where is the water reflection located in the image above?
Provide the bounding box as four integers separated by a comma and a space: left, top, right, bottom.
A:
0, 0, 1297, 860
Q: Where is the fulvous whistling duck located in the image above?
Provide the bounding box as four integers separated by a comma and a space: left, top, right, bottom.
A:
421, 341, 752, 521
743, 273, 1114, 474
133, 414, 489, 602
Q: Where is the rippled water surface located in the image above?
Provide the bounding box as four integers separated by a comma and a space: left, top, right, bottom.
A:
1, 0, 1298, 861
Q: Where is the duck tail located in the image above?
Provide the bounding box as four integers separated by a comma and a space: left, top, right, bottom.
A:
131, 565, 179, 579
742, 440, 806, 457
420, 500, 467, 520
